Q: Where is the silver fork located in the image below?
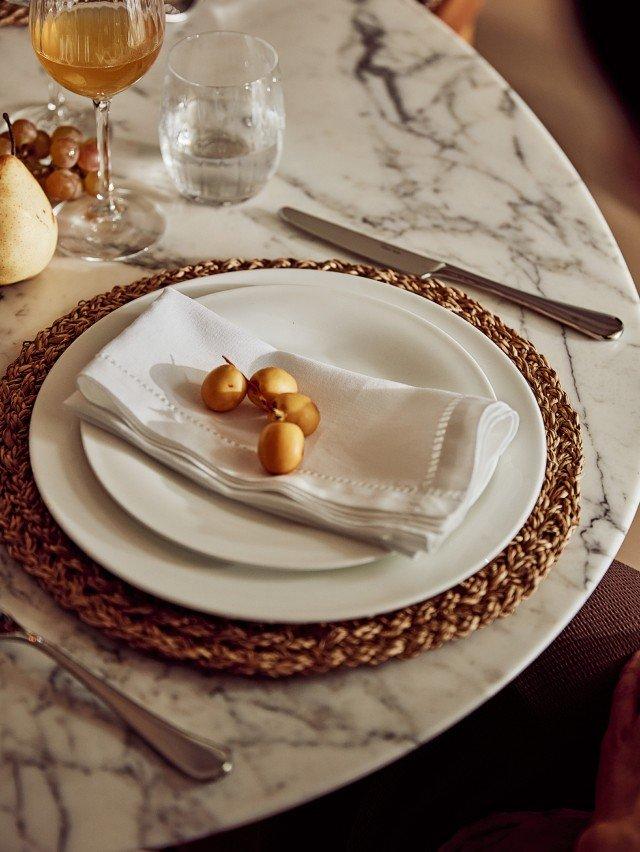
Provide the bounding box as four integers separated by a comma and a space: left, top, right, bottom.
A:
0, 608, 232, 781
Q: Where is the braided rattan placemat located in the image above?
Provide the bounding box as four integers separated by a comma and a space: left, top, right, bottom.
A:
0, 258, 582, 677
0, 1, 28, 26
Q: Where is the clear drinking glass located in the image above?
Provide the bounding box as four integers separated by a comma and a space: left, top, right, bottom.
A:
29, 0, 166, 261
159, 31, 285, 205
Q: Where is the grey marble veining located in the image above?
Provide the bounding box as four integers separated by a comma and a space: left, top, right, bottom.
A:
1, 0, 639, 848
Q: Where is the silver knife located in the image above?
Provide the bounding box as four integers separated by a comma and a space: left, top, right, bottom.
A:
279, 207, 623, 340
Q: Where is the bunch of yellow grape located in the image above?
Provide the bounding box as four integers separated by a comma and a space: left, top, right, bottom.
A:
201, 360, 321, 475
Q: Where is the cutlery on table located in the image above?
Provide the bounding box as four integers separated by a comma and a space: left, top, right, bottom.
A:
279, 207, 623, 341
0, 608, 232, 781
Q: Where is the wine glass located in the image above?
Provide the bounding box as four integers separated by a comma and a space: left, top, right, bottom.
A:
29, 0, 166, 261
5, 0, 92, 132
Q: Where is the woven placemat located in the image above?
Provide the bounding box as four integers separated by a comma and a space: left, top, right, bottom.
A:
0, 258, 582, 677
0, 1, 28, 26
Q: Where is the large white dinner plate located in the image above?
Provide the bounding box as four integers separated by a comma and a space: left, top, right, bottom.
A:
29, 269, 546, 623
80, 284, 494, 570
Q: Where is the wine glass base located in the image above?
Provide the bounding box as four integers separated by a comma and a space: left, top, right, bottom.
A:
55, 189, 165, 261
11, 103, 94, 136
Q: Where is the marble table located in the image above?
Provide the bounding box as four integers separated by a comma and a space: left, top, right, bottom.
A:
1, 0, 639, 848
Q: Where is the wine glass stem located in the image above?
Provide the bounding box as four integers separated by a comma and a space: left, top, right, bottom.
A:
47, 81, 65, 115
93, 98, 117, 217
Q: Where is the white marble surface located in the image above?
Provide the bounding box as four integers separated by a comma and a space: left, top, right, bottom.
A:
1, 0, 639, 848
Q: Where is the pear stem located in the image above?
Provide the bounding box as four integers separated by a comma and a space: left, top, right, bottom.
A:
2, 113, 15, 157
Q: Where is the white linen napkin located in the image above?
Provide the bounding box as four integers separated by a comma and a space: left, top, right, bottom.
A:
66, 288, 519, 557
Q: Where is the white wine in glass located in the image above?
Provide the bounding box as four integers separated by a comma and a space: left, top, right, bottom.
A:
30, 0, 166, 261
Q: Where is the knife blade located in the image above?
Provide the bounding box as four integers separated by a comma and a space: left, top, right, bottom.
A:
279, 207, 623, 340
280, 207, 445, 277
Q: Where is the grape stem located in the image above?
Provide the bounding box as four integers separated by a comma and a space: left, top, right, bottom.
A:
222, 355, 273, 412
2, 113, 15, 157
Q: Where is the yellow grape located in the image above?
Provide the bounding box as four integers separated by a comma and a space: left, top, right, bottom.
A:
50, 137, 80, 169
51, 125, 83, 144
248, 367, 298, 408
201, 364, 248, 412
44, 168, 82, 202
269, 393, 320, 436
83, 170, 101, 196
32, 130, 51, 159
11, 119, 37, 148
258, 422, 305, 475
77, 138, 99, 172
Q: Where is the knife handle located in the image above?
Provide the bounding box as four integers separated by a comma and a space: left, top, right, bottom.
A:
431, 264, 623, 340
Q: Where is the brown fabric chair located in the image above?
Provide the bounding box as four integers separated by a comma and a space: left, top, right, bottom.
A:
516, 559, 640, 724
174, 561, 639, 851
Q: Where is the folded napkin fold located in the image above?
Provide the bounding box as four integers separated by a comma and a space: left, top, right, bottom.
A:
67, 288, 518, 557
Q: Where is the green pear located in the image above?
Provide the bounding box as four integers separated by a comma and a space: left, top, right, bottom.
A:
0, 118, 58, 286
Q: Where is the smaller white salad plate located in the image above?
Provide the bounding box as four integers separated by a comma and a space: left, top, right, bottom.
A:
80, 284, 495, 570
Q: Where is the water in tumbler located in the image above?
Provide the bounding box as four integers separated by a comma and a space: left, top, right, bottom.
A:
160, 32, 284, 205
160, 101, 283, 204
